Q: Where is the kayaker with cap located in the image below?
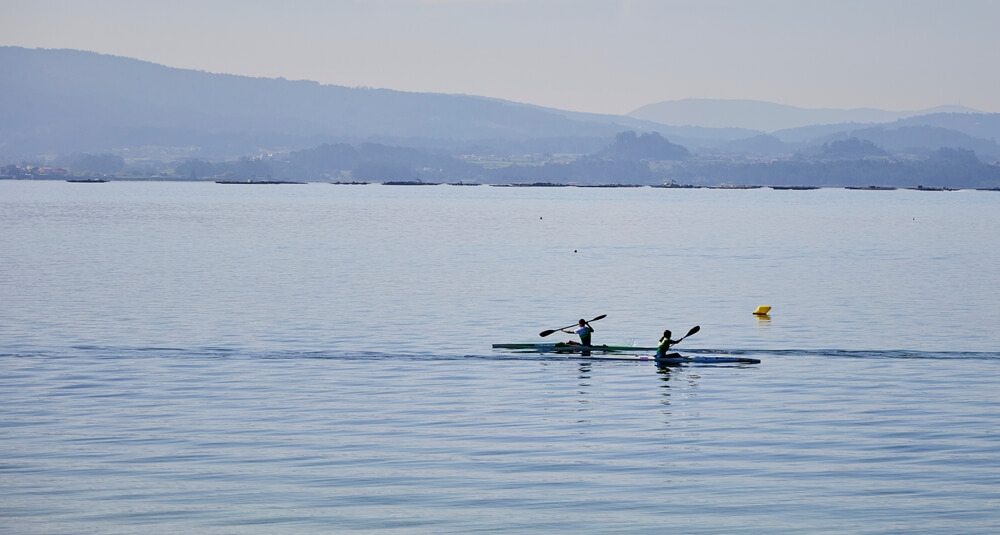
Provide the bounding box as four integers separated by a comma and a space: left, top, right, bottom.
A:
561, 318, 594, 346
656, 329, 680, 359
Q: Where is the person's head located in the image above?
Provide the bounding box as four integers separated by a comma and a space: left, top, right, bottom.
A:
662, 329, 672, 340
579, 319, 587, 326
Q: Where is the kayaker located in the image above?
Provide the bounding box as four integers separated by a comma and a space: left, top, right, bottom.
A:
561, 319, 594, 346
656, 329, 679, 359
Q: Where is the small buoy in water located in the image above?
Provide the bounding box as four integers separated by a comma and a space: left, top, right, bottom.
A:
574, 249, 578, 253
753, 305, 771, 315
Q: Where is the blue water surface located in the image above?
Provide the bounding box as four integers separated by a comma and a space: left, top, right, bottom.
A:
2, 181, 999, 533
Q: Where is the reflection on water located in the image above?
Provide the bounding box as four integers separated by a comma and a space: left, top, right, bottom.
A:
656, 366, 674, 409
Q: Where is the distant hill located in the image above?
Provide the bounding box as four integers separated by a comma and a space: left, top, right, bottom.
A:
773, 113, 1000, 143
0, 47, 666, 160
4, 46, 999, 187
890, 112, 1000, 141
595, 131, 689, 161
767, 113, 1000, 161
628, 98, 980, 132
810, 126, 1000, 160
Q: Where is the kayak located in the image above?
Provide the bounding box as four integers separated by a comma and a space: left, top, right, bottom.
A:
577, 352, 762, 364
492, 342, 657, 353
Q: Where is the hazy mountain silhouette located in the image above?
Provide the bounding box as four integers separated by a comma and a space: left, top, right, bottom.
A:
628, 98, 981, 132
0, 47, 664, 160
2, 46, 998, 171
764, 114, 1000, 160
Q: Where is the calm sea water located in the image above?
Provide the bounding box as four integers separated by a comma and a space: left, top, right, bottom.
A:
2, 181, 999, 533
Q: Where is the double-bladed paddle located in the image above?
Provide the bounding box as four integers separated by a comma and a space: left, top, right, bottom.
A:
539, 314, 606, 338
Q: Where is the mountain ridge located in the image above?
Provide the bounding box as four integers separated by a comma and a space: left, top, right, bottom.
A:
0, 47, 648, 159
628, 98, 982, 133
2, 46, 999, 172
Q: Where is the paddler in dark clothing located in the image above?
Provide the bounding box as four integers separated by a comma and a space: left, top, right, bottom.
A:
656, 329, 679, 359
561, 318, 594, 346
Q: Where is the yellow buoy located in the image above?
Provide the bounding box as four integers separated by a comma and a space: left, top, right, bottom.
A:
753, 305, 771, 316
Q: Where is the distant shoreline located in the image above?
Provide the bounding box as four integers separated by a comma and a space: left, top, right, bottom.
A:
4, 177, 998, 191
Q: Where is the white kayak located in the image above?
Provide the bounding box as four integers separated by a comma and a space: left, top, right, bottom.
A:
574, 352, 761, 364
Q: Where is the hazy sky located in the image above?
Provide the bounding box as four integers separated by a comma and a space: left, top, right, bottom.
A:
3, 0, 998, 115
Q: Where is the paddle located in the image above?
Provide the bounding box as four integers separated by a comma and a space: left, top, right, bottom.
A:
539, 314, 606, 338
677, 325, 700, 342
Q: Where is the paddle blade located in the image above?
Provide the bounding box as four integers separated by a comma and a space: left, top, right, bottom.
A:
539, 329, 558, 337
589, 314, 607, 323
685, 325, 700, 338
